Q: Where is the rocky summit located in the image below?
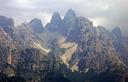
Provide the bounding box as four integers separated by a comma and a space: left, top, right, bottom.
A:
29, 18, 44, 33
0, 9, 128, 82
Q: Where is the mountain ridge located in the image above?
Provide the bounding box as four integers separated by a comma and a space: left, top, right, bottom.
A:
0, 9, 128, 82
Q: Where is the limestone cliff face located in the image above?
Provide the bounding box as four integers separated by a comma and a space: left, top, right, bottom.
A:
0, 9, 128, 81
40, 11, 125, 72
0, 27, 17, 69
57, 17, 122, 72
0, 16, 14, 36
17, 48, 49, 79
112, 27, 128, 66
0, 45, 8, 68
35, 9, 127, 72
45, 12, 63, 34
29, 18, 44, 33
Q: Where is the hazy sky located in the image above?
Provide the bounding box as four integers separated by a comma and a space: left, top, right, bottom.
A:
0, 0, 128, 33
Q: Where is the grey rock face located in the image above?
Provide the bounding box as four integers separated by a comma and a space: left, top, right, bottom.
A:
112, 27, 122, 40
17, 48, 49, 79
67, 19, 122, 71
0, 27, 19, 68
29, 18, 44, 33
112, 27, 128, 65
46, 12, 63, 33
63, 9, 77, 36
67, 17, 94, 43
111, 27, 124, 55
41, 10, 126, 72
0, 10, 127, 80
63, 9, 76, 22
0, 45, 8, 67
45, 9, 77, 36
0, 16, 14, 36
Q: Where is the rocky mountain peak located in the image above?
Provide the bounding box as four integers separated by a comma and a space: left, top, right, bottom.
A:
0, 9, 128, 82
50, 12, 62, 24
66, 17, 94, 42
63, 9, 76, 22
112, 27, 122, 40
45, 12, 63, 33
77, 17, 93, 29
0, 16, 14, 28
0, 16, 14, 36
29, 18, 44, 33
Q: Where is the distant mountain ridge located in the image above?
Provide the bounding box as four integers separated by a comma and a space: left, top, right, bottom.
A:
0, 9, 128, 82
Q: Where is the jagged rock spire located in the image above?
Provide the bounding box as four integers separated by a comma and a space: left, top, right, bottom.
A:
0, 16, 14, 36
112, 27, 122, 40
51, 12, 62, 24
29, 18, 44, 33
63, 9, 76, 22
46, 12, 63, 32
